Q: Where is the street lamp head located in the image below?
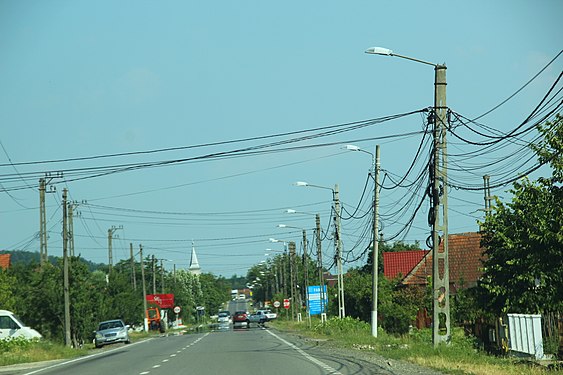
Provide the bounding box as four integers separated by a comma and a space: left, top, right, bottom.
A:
294, 181, 309, 187
365, 47, 393, 56
277, 224, 288, 228
285, 209, 297, 214
345, 144, 360, 151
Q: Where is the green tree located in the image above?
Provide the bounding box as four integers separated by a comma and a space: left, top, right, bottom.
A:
479, 114, 563, 314
0, 269, 16, 310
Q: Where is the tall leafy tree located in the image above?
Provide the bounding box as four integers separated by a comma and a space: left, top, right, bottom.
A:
480, 114, 563, 314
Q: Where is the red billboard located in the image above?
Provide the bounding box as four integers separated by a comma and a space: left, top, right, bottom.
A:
146, 294, 175, 308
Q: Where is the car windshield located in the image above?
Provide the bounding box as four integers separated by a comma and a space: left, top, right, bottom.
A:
218, 312, 228, 317
99, 321, 123, 330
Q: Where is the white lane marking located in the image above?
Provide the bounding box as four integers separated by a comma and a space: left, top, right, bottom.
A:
266, 330, 343, 375
23, 339, 153, 375
140, 332, 210, 373
140, 372, 150, 374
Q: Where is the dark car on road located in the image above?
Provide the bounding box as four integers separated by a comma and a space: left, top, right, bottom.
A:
94, 319, 130, 348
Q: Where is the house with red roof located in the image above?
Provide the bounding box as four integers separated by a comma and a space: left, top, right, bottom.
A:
402, 232, 484, 292
383, 250, 429, 280
0, 253, 11, 270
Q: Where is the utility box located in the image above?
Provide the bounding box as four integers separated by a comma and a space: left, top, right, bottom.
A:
507, 313, 544, 359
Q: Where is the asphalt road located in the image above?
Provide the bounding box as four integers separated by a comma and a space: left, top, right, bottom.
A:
8, 325, 400, 375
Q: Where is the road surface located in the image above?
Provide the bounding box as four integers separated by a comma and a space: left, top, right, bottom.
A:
10, 327, 401, 375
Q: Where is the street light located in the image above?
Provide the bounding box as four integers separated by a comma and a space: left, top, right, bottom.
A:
295, 181, 346, 319
347, 144, 381, 337
366, 46, 450, 346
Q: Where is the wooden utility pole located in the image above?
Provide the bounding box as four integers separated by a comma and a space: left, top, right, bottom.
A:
62, 188, 71, 347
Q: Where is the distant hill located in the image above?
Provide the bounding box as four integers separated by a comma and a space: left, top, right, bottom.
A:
0, 250, 106, 272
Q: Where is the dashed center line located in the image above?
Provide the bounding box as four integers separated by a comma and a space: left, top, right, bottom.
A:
138, 332, 210, 375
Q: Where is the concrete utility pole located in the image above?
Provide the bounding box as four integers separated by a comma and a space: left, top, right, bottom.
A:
301, 229, 309, 313
130, 243, 137, 290
483, 175, 492, 217
289, 241, 297, 320
152, 254, 156, 295
431, 64, 450, 346
39, 176, 59, 266
315, 214, 325, 317
39, 178, 47, 266
371, 145, 380, 337
107, 226, 121, 274
68, 203, 74, 257
333, 184, 345, 318
62, 188, 71, 347
140, 245, 148, 331
365, 46, 451, 347
160, 259, 165, 294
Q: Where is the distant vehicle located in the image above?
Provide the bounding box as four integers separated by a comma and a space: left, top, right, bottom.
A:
256, 309, 277, 321
146, 307, 166, 333
247, 312, 267, 326
0, 310, 42, 340
232, 311, 249, 328
238, 294, 246, 300
217, 311, 231, 324
94, 319, 130, 348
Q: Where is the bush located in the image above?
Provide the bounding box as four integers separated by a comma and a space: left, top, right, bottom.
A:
381, 303, 413, 335
313, 316, 370, 336
0, 337, 38, 353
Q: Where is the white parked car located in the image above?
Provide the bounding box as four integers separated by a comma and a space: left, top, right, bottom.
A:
0, 310, 42, 340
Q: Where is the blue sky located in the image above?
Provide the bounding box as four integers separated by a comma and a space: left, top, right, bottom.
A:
1, 1, 561, 277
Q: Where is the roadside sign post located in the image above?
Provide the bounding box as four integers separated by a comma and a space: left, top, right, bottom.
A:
307, 285, 328, 322
173, 306, 181, 327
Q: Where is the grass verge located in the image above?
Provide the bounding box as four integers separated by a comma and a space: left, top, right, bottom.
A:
0, 338, 88, 367
270, 317, 561, 375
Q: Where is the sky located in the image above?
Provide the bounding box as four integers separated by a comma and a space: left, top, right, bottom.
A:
1, 1, 562, 277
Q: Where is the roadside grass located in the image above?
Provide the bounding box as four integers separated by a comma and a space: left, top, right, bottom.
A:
0, 330, 155, 366
0, 338, 87, 367
271, 317, 559, 375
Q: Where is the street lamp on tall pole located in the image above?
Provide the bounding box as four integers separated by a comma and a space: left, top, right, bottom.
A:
365, 46, 450, 346
294, 181, 346, 319
346, 144, 380, 338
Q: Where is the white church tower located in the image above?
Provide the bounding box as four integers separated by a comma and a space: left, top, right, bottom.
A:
188, 240, 201, 276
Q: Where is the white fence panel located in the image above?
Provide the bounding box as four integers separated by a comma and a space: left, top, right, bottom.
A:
507, 313, 544, 360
